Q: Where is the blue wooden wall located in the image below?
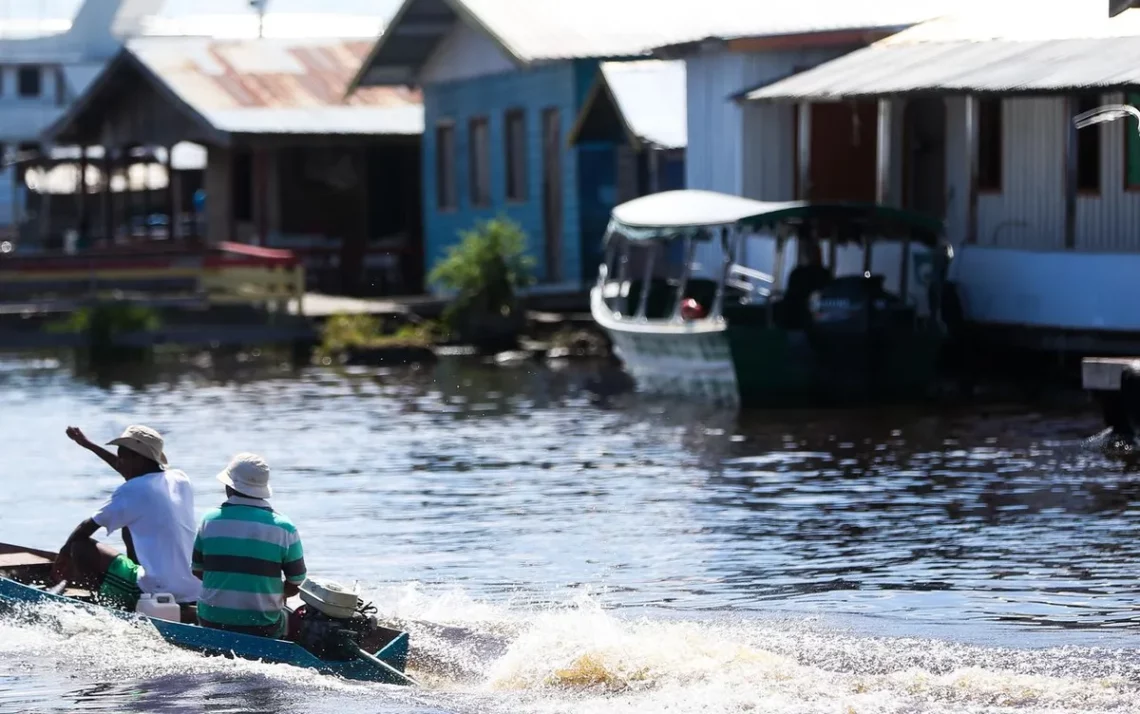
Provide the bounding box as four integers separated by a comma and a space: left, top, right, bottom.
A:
422, 60, 602, 288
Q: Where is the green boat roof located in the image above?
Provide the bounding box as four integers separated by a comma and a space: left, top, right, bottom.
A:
609, 190, 944, 243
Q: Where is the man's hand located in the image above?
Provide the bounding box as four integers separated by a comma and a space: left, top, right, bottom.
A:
66, 426, 93, 449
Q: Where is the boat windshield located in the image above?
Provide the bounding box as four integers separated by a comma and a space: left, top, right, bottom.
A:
596, 193, 951, 327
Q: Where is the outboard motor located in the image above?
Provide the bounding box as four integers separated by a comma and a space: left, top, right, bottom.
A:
289, 580, 382, 661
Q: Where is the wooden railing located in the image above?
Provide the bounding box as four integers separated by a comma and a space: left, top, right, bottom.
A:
0, 242, 306, 313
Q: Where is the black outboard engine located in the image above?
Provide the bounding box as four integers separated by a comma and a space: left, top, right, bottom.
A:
1093, 361, 1140, 453
289, 580, 381, 661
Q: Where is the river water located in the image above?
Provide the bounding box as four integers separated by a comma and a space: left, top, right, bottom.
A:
1, 352, 1139, 713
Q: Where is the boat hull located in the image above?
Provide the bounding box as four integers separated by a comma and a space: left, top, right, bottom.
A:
596, 293, 943, 407
0, 576, 410, 684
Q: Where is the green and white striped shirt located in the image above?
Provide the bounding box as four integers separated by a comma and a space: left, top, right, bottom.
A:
191, 495, 307, 634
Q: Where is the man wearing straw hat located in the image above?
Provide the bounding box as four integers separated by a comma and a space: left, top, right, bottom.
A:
54, 425, 201, 612
192, 453, 307, 637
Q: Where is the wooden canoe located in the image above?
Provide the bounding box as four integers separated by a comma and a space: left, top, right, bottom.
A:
0, 542, 411, 685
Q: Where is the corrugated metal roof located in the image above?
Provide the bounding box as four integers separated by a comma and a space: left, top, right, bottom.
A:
126, 36, 423, 135
354, 0, 995, 91
458, 0, 1008, 61
600, 60, 686, 149
747, 4, 1140, 100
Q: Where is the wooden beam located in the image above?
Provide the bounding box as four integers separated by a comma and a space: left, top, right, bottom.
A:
965, 95, 979, 245
797, 103, 811, 200
725, 29, 893, 53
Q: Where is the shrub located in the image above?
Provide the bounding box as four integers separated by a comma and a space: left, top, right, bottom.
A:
428, 217, 535, 331
316, 313, 439, 360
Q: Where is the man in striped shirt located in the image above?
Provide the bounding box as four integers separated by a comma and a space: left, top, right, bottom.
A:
191, 453, 306, 638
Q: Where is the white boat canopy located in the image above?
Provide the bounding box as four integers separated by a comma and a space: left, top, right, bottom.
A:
610, 190, 789, 240
608, 189, 946, 243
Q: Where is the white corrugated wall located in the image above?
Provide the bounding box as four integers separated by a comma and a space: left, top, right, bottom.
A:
1076, 91, 1140, 252
685, 52, 748, 196
976, 98, 1066, 250
943, 94, 1140, 253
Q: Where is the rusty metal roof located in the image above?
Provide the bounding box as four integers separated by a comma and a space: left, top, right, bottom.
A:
747, 5, 1140, 101
125, 36, 423, 135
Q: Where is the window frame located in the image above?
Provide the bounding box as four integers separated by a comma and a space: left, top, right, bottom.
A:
504, 108, 527, 203
468, 115, 491, 208
1075, 93, 1103, 195
435, 120, 457, 212
17, 66, 41, 98
976, 97, 1003, 193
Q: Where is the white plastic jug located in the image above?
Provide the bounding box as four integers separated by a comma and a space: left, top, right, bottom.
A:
136, 593, 181, 623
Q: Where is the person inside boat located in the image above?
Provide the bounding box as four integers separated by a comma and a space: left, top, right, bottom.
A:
191, 453, 307, 638
54, 425, 201, 613
781, 241, 831, 328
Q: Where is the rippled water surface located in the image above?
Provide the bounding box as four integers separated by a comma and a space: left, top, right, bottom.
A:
2, 353, 1139, 713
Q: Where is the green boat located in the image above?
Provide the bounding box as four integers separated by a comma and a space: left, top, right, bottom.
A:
0, 543, 414, 685
591, 190, 953, 407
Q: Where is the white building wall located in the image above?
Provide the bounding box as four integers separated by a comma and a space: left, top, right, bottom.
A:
685, 52, 747, 196
686, 47, 850, 277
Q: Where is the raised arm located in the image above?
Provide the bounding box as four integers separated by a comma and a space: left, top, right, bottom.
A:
66, 426, 125, 479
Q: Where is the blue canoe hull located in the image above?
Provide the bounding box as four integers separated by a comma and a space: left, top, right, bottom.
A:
0, 576, 410, 684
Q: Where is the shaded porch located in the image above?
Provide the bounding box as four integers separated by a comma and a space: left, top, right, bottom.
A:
42, 39, 425, 297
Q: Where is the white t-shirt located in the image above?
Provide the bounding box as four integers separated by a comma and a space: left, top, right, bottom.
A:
92, 469, 202, 603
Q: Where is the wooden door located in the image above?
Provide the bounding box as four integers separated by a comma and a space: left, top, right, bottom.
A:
809, 102, 878, 203
542, 108, 563, 284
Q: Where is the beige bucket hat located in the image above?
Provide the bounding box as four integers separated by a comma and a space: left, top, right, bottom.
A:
217, 453, 272, 499
107, 425, 168, 467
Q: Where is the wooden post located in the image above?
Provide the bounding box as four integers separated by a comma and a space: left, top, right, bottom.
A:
1064, 95, 1078, 250
124, 146, 135, 243
102, 148, 114, 245
141, 148, 152, 237
875, 99, 892, 206
165, 145, 177, 241
797, 103, 812, 200
255, 148, 269, 246
965, 95, 979, 246
77, 146, 89, 249
10, 153, 19, 240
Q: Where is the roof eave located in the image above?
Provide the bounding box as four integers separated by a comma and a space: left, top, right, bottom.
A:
43, 47, 232, 148
567, 68, 644, 151
747, 84, 1140, 103
346, 0, 528, 97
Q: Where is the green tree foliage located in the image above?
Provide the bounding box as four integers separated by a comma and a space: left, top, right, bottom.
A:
428, 217, 535, 330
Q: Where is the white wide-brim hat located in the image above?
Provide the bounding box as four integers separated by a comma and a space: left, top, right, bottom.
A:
107, 425, 168, 467
217, 452, 272, 499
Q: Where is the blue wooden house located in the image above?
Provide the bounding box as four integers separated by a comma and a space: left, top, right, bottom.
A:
348, 0, 687, 290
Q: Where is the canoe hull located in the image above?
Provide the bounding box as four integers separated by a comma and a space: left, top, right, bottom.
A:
0, 576, 410, 684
